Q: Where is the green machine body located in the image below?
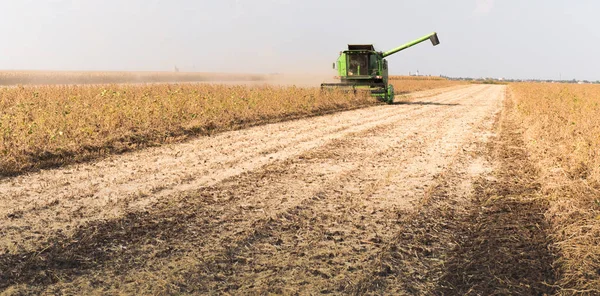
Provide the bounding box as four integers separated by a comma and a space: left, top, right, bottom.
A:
321, 32, 440, 104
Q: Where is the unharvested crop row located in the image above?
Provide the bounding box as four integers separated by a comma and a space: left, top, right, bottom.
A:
0, 84, 376, 176
510, 83, 600, 293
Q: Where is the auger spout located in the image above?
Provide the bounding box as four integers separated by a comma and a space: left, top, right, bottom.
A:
382, 32, 440, 58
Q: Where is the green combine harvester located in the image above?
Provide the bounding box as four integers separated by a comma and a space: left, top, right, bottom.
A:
321, 32, 440, 104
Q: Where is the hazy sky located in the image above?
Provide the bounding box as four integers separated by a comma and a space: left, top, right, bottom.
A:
0, 0, 598, 80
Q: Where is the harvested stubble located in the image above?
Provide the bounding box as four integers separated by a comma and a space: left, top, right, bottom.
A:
510, 83, 600, 294
0, 84, 376, 176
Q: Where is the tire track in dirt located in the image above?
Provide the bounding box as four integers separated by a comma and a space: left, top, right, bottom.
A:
157, 96, 474, 294
0, 85, 503, 294
0, 85, 477, 253
348, 101, 501, 295
348, 94, 555, 295
187, 85, 503, 294
436, 95, 556, 295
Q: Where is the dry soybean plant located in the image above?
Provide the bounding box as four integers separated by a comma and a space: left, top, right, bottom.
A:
510, 83, 600, 294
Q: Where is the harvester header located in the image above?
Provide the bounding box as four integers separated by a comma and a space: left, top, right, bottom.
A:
321, 32, 440, 104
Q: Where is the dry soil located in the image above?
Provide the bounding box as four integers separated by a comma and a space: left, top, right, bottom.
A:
0, 85, 553, 295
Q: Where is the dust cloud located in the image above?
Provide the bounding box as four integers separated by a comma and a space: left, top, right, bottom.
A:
0, 71, 337, 88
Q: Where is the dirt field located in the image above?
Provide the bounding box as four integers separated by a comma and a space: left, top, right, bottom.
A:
0, 85, 557, 294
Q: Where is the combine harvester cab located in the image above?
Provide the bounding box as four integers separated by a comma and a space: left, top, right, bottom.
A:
321, 32, 440, 104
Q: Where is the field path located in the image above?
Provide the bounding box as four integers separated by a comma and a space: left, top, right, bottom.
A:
1, 85, 505, 294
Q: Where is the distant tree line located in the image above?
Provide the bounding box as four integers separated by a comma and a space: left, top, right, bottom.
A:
440, 75, 600, 84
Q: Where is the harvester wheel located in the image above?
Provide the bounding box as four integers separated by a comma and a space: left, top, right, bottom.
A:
386, 85, 395, 104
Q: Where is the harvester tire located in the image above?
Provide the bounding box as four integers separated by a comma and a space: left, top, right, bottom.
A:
386, 85, 395, 104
